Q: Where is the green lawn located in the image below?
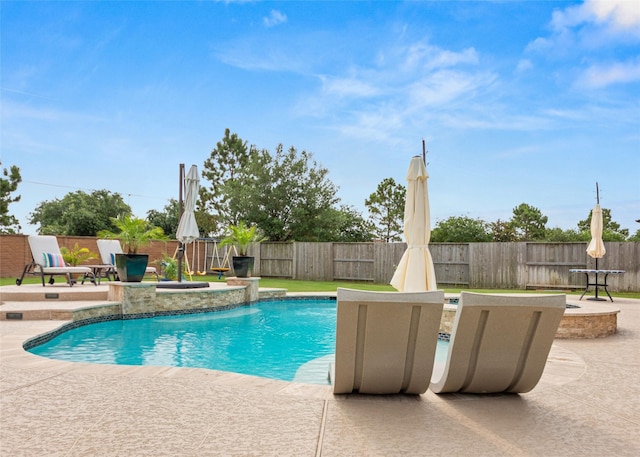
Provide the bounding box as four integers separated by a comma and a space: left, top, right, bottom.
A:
5, 275, 639, 298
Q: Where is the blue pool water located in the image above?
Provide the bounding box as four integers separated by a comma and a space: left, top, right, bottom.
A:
29, 299, 448, 385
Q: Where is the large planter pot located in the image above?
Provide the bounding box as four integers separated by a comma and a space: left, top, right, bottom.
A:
115, 253, 149, 282
232, 256, 255, 278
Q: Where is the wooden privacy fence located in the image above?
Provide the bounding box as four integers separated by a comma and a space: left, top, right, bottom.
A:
254, 241, 639, 292
1, 235, 638, 292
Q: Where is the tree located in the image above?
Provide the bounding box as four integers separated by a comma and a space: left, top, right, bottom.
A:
29, 190, 131, 236
147, 199, 180, 239
194, 210, 218, 239
327, 205, 374, 242
577, 208, 629, 241
147, 198, 218, 239
431, 216, 491, 242
544, 227, 589, 242
489, 219, 518, 242
0, 161, 22, 234
365, 177, 405, 242
510, 203, 548, 241
201, 129, 251, 234
224, 145, 341, 241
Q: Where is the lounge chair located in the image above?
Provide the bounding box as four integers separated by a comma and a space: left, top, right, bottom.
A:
96, 239, 158, 281
429, 292, 566, 394
331, 288, 445, 395
17, 235, 96, 287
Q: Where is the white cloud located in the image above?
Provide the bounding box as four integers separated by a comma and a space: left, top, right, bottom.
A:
578, 58, 640, 87
525, 37, 552, 53
333, 109, 404, 142
516, 59, 533, 73
263, 10, 287, 28
320, 76, 380, 98
401, 43, 478, 72
214, 42, 305, 73
526, 1, 640, 89
585, 0, 640, 30
550, 0, 640, 36
408, 70, 495, 108
528, 0, 640, 56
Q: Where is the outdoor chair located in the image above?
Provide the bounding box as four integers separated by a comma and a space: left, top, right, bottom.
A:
96, 239, 158, 281
17, 235, 96, 287
331, 288, 445, 395
429, 291, 566, 394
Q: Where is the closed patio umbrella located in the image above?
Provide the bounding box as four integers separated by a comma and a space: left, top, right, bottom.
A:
176, 164, 200, 282
586, 185, 606, 261
390, 155, 437, 292
586, 203, 606, 259
585, 183, 606, 300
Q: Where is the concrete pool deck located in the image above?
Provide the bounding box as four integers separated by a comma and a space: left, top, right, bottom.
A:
1, 284, 639, 456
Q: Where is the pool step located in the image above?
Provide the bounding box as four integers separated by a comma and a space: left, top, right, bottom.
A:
0, 301, 120, 321
1, 285, 109, 302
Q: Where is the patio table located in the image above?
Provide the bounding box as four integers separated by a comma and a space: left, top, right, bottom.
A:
569, 269, 625, 302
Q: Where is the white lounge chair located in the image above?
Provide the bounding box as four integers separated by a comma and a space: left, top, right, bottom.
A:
17, 235, 96, 287
430, 292, 566, 394
96, 239, 158, 281
331, 288, 445, 395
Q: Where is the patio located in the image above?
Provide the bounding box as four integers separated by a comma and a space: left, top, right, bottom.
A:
0, 285, 638, 456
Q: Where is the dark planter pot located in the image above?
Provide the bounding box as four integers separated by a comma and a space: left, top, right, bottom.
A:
115, 253, 149, 282
232, 256, 255, 278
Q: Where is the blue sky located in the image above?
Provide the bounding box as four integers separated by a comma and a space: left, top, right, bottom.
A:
2, 0, 639, 235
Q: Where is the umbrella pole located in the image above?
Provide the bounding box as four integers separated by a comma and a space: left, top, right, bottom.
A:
592, 182, 601, 300
594, 257, 599, 299
177, 164, 184, 283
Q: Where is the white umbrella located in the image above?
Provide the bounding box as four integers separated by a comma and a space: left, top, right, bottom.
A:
390, 155, 437, 292
176, 165, 200, 244
175, 165, 199, 282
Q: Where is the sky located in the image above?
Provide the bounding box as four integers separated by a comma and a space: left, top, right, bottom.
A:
1, 0, 639, 236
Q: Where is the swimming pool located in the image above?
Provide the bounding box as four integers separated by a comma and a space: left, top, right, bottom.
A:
29, 298, 448, 385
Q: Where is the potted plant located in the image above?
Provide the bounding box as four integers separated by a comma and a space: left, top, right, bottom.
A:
157, 253, 180, 281
219, 221, 266, 278
98, 215, 166, 282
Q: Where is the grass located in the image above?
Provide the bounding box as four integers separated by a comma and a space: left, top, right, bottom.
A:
4, 275, 640, 299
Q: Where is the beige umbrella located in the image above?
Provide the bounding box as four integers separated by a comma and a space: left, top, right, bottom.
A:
585, 182, 606, 300
390, 155, 437, 292
586, 183, 606, 260
586, 203, 606, 259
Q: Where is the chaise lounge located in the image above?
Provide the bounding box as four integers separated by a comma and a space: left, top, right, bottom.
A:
331, 288, 445, 395
430, 291, 566, 394
17, 235, 96, 287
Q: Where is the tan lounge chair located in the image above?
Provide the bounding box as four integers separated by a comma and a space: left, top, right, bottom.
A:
430, 292, 566, 394
96, 239, 158, 281
17, 235, 96, 287
332, 288, 445, 395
